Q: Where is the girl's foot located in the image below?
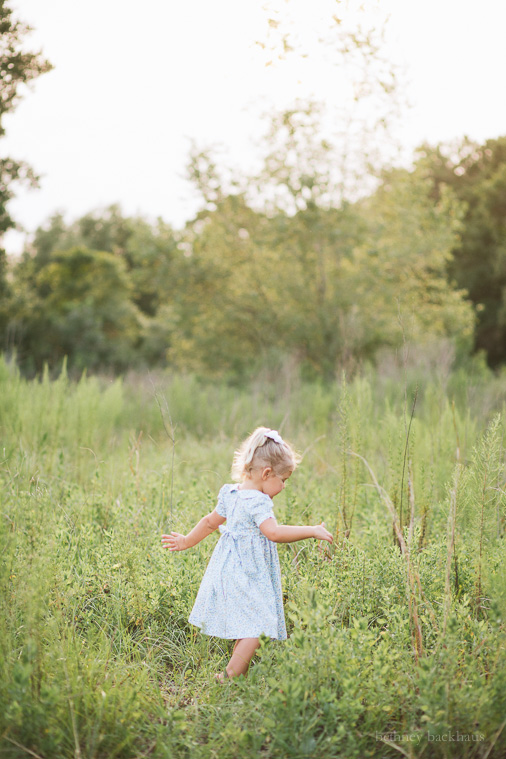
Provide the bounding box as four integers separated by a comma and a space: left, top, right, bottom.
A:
215, 669, 229, 684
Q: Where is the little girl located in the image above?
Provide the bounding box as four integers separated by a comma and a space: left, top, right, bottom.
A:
161, 427, 333, 682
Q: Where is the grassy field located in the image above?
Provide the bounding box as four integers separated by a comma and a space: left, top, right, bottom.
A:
1, 354, 506, 758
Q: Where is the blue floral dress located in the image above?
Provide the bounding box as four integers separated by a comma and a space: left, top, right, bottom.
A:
188, 484, 287, 640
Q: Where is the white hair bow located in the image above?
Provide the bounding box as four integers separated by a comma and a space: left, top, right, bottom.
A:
265, 429, 283, 444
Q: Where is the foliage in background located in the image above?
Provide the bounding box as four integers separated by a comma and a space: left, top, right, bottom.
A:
418, 136, 506, 366
0, 0, 52, 336
4, 131, 478, 379
5, 208, 179, 372
0, 0, 503, 378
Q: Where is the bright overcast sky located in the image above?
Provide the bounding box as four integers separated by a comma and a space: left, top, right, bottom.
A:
3, 0, 506, 254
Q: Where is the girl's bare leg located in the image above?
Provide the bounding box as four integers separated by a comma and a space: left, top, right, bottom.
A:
216, 638, 260, 682
227, 637, 260, 677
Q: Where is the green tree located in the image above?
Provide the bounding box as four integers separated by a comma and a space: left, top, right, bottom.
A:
170, 141, 474, 380
169, 192, 270, 377
13, 207, 180, 370
0, 0, 52, 335
417, 136, 506, 366
172, 113, 370, 379
354, 166, 475, 356
10, 247, 141, 374
27, 205, 178, 318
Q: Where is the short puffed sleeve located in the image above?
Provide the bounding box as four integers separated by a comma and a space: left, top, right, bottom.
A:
250, 494, 275, 527
215, 485, 230, 518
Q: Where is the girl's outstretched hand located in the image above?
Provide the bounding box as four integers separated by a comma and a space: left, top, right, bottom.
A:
313, 522, 333, 543
162, 532, 188, 551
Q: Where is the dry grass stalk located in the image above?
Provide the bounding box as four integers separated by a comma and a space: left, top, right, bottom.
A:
399, 386, 418, 546
149, 374, 176, 528
349, 450, 424, 661
407, 461, 416, 550
128, 430, 143, 498
443, 466, 461, 635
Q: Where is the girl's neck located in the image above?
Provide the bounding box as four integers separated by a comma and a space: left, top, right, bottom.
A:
238, 473, 263, 492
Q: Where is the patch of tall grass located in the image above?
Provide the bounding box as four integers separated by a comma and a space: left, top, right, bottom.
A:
1, 353, 506, 758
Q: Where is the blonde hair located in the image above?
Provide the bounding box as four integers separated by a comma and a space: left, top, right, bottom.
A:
231, 427, 299, 482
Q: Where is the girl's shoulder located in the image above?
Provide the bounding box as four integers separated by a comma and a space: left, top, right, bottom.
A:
218, 484, 271, 503
217, 485, 274, 524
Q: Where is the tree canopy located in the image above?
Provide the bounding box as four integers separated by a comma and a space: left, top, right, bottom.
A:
0, 0, 503, 378
418, 137, 506, 366
3, 126, 479, 379
0, 0, 52, 336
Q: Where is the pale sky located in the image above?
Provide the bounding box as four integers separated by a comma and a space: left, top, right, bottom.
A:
3, 0, 506, 254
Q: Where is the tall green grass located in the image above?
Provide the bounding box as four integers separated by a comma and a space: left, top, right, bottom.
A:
1, 354, 506, 758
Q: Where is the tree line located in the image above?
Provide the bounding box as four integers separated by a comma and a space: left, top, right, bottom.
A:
1, 132, 505, 379
1, 0, 505, 380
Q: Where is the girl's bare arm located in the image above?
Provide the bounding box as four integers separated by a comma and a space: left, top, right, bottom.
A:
260, 519, 333, 544
162, 509, 226, 551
